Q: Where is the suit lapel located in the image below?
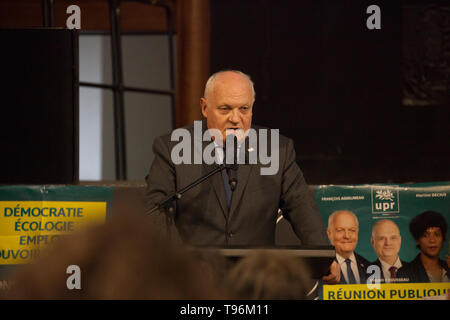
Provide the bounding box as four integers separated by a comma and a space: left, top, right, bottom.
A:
339, 270, 346, 284
376, 259, 386, 282
356, 254, 368, 283
201, 122, 228, 219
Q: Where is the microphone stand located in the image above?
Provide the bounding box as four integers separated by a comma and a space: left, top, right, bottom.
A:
147, 163, 232, 238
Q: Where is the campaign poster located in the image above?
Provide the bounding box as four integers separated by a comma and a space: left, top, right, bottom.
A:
315, 181, 450, 300
0, 185, 113, 286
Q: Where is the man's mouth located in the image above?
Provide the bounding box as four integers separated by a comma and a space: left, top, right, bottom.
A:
225, 128, 244, 137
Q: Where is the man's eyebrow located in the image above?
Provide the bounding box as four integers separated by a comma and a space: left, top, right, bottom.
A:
217, 104, 250, 108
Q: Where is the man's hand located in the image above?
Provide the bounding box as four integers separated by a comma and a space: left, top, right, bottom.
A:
322, 260, 341, 284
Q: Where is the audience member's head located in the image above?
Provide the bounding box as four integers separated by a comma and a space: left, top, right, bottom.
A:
3, 213, 225, 299
188, 248, 233, 288
225, 250, 312, 300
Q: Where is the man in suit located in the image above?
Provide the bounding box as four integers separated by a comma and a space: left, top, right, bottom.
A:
146, 70, 328, 247
326, 210, 370, 284
370, 219, 404, 283
146, 70, 341, 283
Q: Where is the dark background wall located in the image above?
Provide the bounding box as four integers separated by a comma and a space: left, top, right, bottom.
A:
0, 29, 79, 184
0, 1, 448, 185
210, 0, 450, 185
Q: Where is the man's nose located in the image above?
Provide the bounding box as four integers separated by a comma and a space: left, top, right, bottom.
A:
228, 109, 240, 124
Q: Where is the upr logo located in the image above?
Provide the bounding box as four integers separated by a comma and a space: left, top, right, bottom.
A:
371, 185, 399, 214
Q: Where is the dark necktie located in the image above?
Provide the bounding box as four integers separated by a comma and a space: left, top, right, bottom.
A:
389, 266, 397, 280
345, 259, 357, 284
221, 167, 232, 209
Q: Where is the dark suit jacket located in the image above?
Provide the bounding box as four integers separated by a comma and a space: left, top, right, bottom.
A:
397, 254, 450, 283
339, 252, 371, 284
145, 120, 328, 246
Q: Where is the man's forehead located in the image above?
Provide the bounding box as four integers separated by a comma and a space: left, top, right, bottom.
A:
334, 212, 358, 224
374, 220, 400, 234
375, 229, 401, 237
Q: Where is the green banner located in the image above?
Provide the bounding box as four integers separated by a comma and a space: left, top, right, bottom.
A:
0, 185, 113, 273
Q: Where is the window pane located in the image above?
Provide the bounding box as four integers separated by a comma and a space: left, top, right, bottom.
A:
122, 35, 174, 90
79, 35, 112, 84
79, 87, 115, 181
124, 92, 173, 181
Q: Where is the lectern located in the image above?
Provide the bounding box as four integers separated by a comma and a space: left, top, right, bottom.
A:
202, 246, 335, 279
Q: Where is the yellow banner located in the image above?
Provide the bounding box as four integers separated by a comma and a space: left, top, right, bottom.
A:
323, 282, 450, 300
0, 201, 107, 265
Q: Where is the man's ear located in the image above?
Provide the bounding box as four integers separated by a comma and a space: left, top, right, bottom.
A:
200, 98, 208, 118
327, 228, 333, 245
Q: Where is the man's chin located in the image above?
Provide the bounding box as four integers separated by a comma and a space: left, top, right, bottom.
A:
340, 247, 355, 254
336, 248, 356, 257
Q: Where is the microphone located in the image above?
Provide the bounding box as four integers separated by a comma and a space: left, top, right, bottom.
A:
225, 134, 238, 191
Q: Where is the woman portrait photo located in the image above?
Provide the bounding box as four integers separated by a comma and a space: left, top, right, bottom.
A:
397, 210, 449, 283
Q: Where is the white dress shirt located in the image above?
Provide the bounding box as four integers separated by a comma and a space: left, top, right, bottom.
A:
336, 253, 361, 284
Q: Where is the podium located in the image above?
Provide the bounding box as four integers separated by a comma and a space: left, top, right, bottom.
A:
201, 246, 335, 279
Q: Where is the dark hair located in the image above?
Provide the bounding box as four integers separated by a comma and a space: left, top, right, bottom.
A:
409, 210, 447, 242
188, 248, 233, 288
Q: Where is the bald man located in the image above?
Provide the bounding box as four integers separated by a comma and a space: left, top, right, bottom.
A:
370, 219, 404, 283
146, 70, 328, 247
